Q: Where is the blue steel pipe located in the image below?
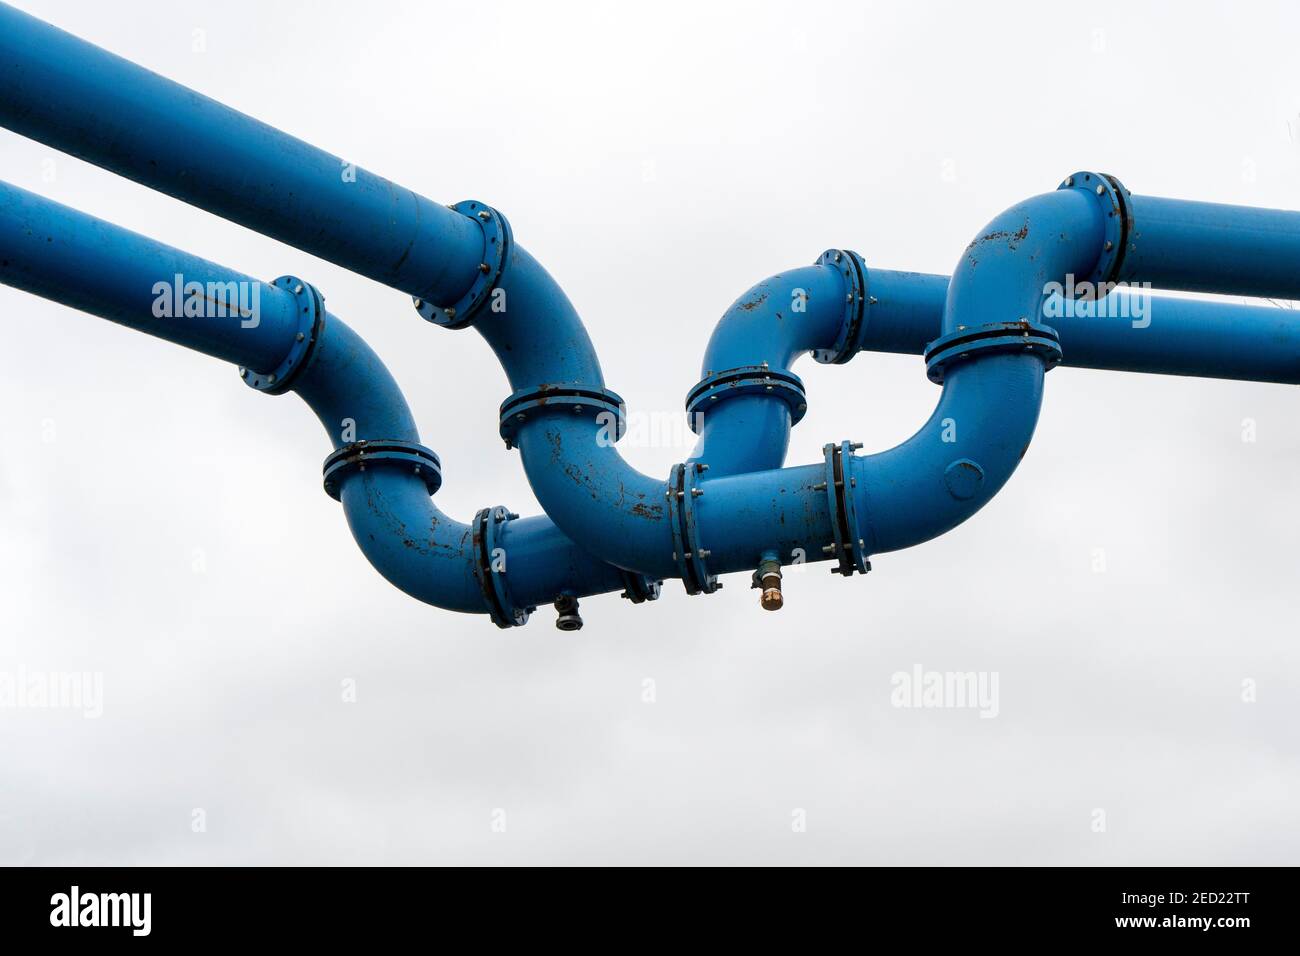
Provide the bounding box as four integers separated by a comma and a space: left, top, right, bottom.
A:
687, 263, 848, 474
0, 179, 635, 621
687, 253, 1298, 486
0, 2, 484, 308
491, 189, 1105, 582
6, 3, 1300, 616
837, 268, 1300, 383
1118, 193, 1300, 300
3, 4, 1295, 387
0, 180, 301, 372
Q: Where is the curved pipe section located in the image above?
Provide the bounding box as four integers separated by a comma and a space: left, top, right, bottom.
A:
686, 263, 847, 475
849, 188, 1105, 553
0, 180, 639, 624
5, 3, 1300, 620
293, 316, 627, 615
496, 188, 1107, 582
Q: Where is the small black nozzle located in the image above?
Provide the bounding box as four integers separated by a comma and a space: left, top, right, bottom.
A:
554, 594, 583, 631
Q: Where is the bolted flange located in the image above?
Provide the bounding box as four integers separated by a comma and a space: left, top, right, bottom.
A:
924, 320, 1062, 385
239, 275, 325, 395
472, 505, 533, 629
820, 441, 871, 577
685, 364, 808, 431
498, 384, 626, 449
322, 439, 441, 501
666, 461, 718, 595
413, 199, 512, 330
812, 248, 869, 365
1057, 171, 1132, 288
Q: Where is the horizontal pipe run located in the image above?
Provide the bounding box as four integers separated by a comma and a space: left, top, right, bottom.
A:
852, 268, 1300, 384
0, 2, 484, 307
0, 180, 301, 372
1119, 193, 1300, 301
5, 3, 1294, 388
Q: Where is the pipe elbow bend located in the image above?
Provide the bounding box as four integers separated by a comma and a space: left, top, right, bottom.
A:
687, 257, 864, 475
854, 185, 1111, 556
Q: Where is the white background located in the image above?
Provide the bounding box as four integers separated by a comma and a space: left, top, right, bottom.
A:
0, 0, 1296, 864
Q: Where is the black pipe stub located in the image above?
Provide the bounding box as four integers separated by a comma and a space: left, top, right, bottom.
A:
322, 439, 442, 501
812, 248, 869, 365
819, 441, 871, 577
472, 505, 533, 628
498, 384, 626, 449
619, 569, 663, 604
553, 594, 583, 631
666, 462, 719, 595
239, 275, 325, 395
1057, 171, 1132, 287
924, 321, 1062, 385
413, 199, 512, 330
685, 364, 807, 431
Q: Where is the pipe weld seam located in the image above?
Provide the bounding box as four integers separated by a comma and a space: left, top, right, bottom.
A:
684, 364, 807, 430
239, 275, 325, 393
413, 199, 512, 330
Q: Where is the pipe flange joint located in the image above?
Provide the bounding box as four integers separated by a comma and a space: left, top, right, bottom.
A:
812, 248, 869, 365
619, 569, 663, 604
498, 384, 626, 449
239, 275, 325, 394
820, 441, 870, 577
685, 364, 807, 432
1056, 171, 1132, 287
924, 320, 1062, 385
472, 505, 532, 628
666, 462, 719, 595
413, 199, 512, 330
322, 439, 442, 501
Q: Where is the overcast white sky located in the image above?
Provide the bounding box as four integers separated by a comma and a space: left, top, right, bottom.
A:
1, 0, 1297, 865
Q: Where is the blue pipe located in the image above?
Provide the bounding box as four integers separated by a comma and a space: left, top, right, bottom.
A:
687, 263, 847, 475
3, 4, 1293, 388
5, 4, 1300, 618
852, 272, 1300, 384
0, 179, 301, 372
0, 179, 638, 623
495, 189, 1104, 582
0, 2, 484, 307
1119, 193, 1300, 300
686, 248, 1299, 491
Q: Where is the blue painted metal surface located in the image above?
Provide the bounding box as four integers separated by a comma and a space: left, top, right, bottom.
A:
0, 180, 643, 625
1, 3, 1298, 626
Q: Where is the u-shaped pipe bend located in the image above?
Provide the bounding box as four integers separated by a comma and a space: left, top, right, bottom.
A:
488, 183, 1108, 584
